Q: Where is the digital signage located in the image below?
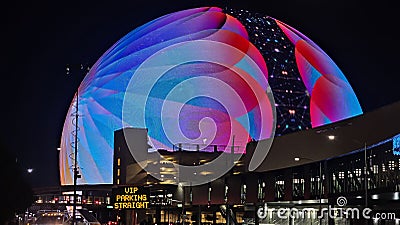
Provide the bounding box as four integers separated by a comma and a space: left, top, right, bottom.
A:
112, 186, 150, 209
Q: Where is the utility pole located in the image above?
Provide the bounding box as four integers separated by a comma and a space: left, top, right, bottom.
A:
319, 161, 323, 224
364, 142, 368, 208
67, 64, 87, 225
72, 89, 79, 225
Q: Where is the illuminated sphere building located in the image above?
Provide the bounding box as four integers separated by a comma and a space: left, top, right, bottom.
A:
59, 7, 362, 185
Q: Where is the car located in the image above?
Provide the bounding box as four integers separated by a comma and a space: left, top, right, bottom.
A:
33, 212, 68, 225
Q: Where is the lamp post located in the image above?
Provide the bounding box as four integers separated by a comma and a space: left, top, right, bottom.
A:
351, 139, 368, 208
67, 63, 88, 225
350, 139, 368, 224
363, 142, 368, 208
72, 89, 79, 225
294, 157, 323, 221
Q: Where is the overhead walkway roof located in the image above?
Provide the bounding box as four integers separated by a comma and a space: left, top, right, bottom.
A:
247, 100, 400, 172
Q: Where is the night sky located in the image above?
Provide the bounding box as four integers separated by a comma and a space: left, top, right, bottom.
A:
1, 0, 399, 188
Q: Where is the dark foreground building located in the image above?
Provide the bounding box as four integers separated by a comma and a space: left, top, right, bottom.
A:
26, 100, 400, 225
110, 100, 400, 225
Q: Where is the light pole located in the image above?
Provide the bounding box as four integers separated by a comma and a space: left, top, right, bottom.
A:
294, 157, 323, 221
72, 89, 79, 225
351, 139, 368, 224
67, 64, 88, 225
363, 142, 368, 208
351, 139, 368, 208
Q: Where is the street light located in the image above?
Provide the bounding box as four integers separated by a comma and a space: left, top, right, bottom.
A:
72, 89, 79, 225
350, 139, 368, 208
363, 142, 368, 208
293, 157, 323, 221
67, 63, 88, 225
328, 135, 335, 140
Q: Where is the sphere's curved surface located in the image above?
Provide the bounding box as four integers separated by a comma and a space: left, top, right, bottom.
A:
60, 7, 275, 185
276, 20, 362, 127
59, 7, 362, 185
226, 9, 363, 134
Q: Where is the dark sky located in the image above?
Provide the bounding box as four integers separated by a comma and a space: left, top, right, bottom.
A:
1, 0, 399, 188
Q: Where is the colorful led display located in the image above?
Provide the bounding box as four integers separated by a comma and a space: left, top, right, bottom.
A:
60, 7, 275, 185
276, 20, 363, 127
227, 8, 363, 134
60, 7, 362, 185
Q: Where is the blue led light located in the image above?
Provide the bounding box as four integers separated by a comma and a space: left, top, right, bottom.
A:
393, 134, 400, 156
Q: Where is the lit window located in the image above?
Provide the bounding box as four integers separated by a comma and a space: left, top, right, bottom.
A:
224, 185, 228, 202
208, 186, 212, 202
241, 183, 247, 202
276, 180, 284, 185
258, 181, 264, 200
117, 158, 121, 166
389, 161, 395, 170
355, 168, 361, 176
373, 165, 379, 174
